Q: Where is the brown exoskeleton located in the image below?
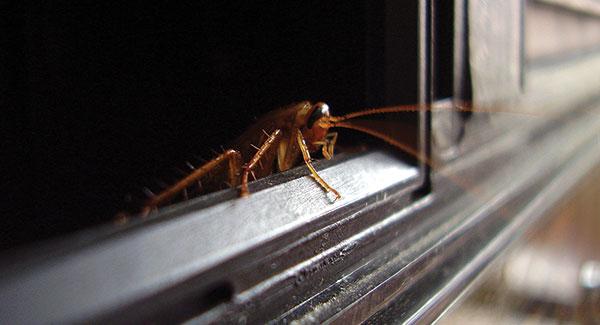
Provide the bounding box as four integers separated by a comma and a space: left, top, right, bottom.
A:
137, 101, 422, 216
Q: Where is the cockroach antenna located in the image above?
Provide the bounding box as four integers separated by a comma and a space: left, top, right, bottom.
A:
123, 100, 435, 215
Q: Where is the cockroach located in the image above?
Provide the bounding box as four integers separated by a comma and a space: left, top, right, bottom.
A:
131, 101, 426, 217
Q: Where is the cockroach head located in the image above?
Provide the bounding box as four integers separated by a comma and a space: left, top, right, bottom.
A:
306, 102, 330, 129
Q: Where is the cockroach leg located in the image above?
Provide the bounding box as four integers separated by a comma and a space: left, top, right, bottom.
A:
241, 129, 282, 197
296, 129, 341, 200
313, 132, 337, 160
142, 149, 242, 213
324, 132, 337, 159
227, 150, 242, 188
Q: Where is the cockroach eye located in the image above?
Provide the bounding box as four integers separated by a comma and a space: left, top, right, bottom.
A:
307, 103, 330, 129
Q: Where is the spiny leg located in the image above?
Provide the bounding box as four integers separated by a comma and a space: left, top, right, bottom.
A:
296, 129, 341, 200
241, 129, 282, 197
227, 150, 243, 187
141, 149, 242, 215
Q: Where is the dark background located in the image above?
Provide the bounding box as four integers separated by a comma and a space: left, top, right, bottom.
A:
3, 1, 420, 251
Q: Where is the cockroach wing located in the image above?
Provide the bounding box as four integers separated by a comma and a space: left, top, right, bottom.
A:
230, 104, 300, 177
277, 129, 302, 172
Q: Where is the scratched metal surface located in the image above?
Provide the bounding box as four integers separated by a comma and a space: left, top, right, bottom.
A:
2, 1, 600, 324
0, 151, 420, 324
